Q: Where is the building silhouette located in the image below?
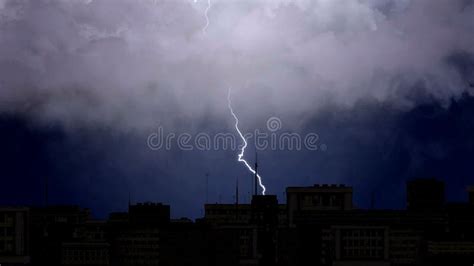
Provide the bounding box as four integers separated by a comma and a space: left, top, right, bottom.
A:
407, 178, 445, 211
467, 186, 474, 205
1, 178, 474, 265
0, 207, 29, 265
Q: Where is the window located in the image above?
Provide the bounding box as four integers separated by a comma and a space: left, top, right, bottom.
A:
341, 228, 385, 259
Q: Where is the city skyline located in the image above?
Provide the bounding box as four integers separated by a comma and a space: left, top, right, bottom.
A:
2, 179, 474, 265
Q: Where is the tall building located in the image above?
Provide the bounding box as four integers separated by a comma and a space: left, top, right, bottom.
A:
251, 195, 279, 266
202, 195, 282, 266
109, 202, 170, 266
0, 207, 29, 265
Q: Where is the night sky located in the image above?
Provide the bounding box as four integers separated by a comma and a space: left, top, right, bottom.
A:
0, 0, 473, 219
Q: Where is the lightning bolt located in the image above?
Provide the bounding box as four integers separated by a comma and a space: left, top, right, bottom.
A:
227, 88, 266, 195
203, 0, 211, 33
194, 0, 211, 34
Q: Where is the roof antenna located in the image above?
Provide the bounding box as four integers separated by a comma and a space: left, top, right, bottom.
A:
205, 172, 209, 204
235, 177, 239, 205
371, 191, 375, 209
254, 152, 258, 196
44, 176, 48, 207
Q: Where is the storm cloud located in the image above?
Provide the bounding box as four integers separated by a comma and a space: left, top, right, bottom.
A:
0, 0, 473, 129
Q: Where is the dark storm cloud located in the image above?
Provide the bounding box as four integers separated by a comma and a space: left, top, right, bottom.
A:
0, 0, 472, 128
